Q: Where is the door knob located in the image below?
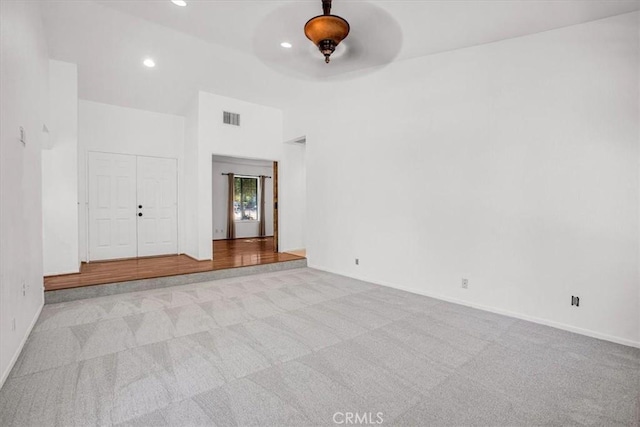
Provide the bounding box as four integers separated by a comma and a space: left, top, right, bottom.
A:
138, 213, 143, 217
138, 205, 142, 209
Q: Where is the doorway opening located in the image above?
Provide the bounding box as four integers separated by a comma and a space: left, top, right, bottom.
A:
212, 155, 280, 263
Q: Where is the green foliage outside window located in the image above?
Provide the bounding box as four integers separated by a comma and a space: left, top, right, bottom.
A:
234, 177, 258, 220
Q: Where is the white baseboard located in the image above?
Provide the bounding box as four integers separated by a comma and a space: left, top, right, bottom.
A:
281, 248, 306, 254
0, 302, 44, 389
309, 263, 640, 349
183, 252, 212, 262
44, 267, 80, 276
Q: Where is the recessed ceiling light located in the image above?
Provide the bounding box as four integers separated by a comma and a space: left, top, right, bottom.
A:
280, 42, 292, 49
143, 58, 156, 68
171, 0, 187, 6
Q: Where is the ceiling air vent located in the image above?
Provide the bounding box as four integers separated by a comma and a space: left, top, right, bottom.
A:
223, 111, 240, 126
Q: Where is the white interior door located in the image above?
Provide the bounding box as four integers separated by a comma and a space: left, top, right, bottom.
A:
136, 156, 178, 257
88, 152, 137, 261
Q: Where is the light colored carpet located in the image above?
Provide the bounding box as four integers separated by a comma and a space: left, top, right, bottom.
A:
0, 268, 638, 426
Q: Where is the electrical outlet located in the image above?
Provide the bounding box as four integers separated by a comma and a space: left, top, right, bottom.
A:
461, 278, 469, 289
355, 258, 359, 265
22, 282, 26, 296
571, 296, 580, 307
12, 318, 16, 331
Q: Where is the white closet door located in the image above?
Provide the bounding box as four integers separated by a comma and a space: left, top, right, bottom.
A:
136, 156, 178, 257
88, 152, 137, 261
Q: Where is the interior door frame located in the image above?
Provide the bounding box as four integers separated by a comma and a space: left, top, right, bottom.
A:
273, 161, 278, 253
85, 150, 180, 262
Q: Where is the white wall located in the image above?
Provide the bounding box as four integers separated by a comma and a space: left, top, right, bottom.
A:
183, 96, 200, 258
287, 13, 640, 346
78, 100, 185, 260
42, 60, 78, 275
185, 91, 305, 260
196, 92, 282, 257
0, 0, 48, 387
212, 156, 274, 240
279, 141, 306, 252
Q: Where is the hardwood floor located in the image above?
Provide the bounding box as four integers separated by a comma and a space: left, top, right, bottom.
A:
44, 237, 304, 291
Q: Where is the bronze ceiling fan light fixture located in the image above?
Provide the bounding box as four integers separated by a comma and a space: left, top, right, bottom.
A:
304, 0, 350, 63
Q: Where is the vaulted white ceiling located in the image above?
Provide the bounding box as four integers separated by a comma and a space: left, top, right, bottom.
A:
96, 0, 639, 64
42, 0, 639, 115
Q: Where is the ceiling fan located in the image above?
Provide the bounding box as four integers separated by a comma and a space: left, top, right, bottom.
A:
252, 1, 401, 79
304, 0, 350, 64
